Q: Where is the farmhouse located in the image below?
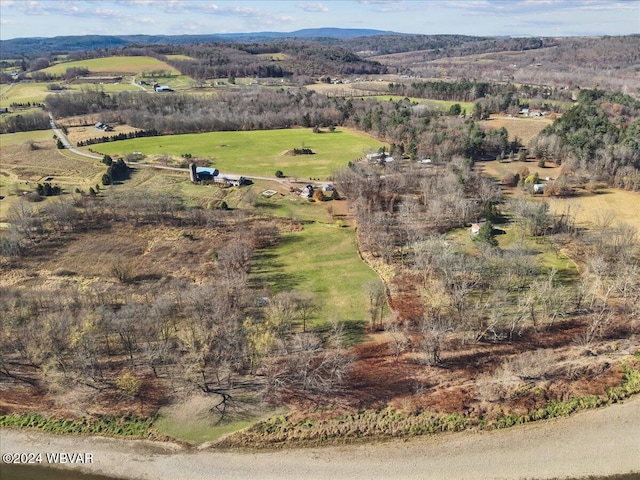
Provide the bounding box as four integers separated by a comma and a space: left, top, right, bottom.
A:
301, 184, 314, 198
153, 83, 174, 92
470, 222, 486, 235
190, 164, 246, 186
94, 122, 114, 132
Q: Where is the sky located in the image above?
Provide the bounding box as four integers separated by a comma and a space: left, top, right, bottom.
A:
0, 0, 638, 40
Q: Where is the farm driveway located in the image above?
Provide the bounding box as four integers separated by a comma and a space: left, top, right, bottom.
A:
2, 396, 639, 480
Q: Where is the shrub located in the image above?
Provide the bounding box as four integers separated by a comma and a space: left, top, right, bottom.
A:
275, 170, 284, 178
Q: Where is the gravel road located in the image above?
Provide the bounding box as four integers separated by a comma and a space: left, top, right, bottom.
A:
1, 396, 639, 480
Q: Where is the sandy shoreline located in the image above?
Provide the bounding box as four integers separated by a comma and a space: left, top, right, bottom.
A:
1, 396, 639, 480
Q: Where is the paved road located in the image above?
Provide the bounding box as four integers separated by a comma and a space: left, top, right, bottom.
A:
49, 115, 102, 160
49, 115, 304, 186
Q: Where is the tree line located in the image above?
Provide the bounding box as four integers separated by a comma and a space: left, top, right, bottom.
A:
76, 129, 160, 147
530, 90, 640, 191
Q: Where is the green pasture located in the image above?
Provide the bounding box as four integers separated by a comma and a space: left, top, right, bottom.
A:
0, 81, 143, 107
251, 222, 378, 337
93, 127, 386, 179
40, 56, 180, 76
358, 95, 474, 113
0, 130, 53, 146
0, 82, 51, 106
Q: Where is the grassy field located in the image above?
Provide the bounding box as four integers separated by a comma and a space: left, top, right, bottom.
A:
483, 114, 553, 144
0, 82, 51, 106
0, 81, 142, 107
40, 56, 180, 76
165, 54, 195, 61
360, 95, 475, 113
93, 127, 386, 179
0, 130, 54, 146
477, 158, 640, 231
252, 222, 379, 335
548, 189, 640, 232
478, 158, 561, 183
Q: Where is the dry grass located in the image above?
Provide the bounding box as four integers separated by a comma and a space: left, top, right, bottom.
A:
483, 114, 553, 144
547, 189, 640, 231
477, 158, 561, 183
65, 124, 142, 144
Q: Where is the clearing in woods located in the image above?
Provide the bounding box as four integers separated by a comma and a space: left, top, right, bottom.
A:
477, 158, 640, 231
482, 114, 554, 144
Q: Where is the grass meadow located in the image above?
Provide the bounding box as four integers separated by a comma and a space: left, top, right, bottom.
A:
93, 127, 386, 179
484, 114, 553, 144
361, 95, 475, 113
251, 222, 379, 337
40, 56, 180, 76
1, 81, 142, 108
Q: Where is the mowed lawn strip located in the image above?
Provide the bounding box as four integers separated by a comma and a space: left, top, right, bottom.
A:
40, 56, 180, 75
252, 223, 378, 332
94, 128, 386, 179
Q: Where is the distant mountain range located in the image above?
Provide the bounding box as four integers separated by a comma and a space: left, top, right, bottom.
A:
0, 28, 402, 58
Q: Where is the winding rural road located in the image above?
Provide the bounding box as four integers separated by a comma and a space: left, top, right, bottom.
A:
49, 116, 290, 185
2, 396, 639, 480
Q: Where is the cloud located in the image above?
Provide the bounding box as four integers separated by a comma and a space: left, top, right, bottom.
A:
297, 2, 329, 13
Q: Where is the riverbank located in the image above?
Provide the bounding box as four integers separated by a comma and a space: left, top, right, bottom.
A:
1, 395, 639, 480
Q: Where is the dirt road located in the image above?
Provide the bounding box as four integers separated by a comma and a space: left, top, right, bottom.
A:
2, 397, 639, 480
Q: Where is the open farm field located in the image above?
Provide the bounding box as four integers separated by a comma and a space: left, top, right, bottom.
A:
0, 130, 54, 146
165, 54, 196, 61
65, 124, 142, 144
0, 141, 104, 221
478, 158, 640, 231
548, 189, 640, 232
359, 95, 474, 113
483, 114, 553, 144
478, 158, 561, 183
0, 82, 50, 106
40, 56, 180, 76
1, 81, 142, 107
306, 83, 474, 112
93, 127, 386, 179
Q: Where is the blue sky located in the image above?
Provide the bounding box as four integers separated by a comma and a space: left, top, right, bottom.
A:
0, 0, 638, 40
